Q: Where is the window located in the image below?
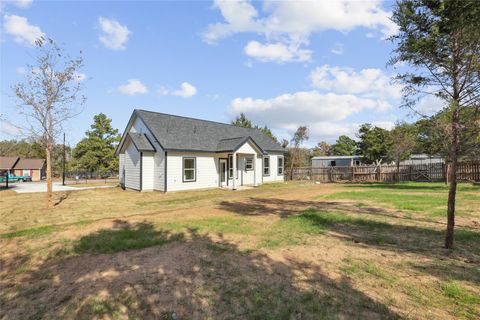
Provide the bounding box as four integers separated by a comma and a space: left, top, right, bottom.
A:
245, 157, 253, 171
263, 156, 270, 176
330, 160, 336, 167
183, 157, 196, 182
277, 157, 284, 175
228, 155, 233, 178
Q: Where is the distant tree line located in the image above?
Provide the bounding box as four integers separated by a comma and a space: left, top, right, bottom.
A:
299, 118, 479, 168
0, 113, 121, 175
231, 113, 479, 172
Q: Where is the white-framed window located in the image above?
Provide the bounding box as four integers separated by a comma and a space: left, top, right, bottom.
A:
263, 156, 270, 176
277, 156, 284, 175
228, 155, 233, 178
183, 157, 196, 182
245, 157, 253, 171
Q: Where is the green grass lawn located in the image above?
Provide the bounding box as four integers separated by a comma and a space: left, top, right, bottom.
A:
322, 182, 480, 218
0, 182, 479, 320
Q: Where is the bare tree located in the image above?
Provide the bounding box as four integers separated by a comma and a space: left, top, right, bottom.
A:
288, 126, 309, 177
13, 37, 85, 208
389, 122, 417, 181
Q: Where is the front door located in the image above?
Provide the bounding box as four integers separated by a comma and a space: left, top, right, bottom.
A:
219, 159, 227, 187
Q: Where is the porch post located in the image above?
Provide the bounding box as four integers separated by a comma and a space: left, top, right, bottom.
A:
253, 154, 257, 186
232, 152, 237, 190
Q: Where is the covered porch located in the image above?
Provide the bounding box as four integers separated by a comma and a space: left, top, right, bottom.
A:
216, 137, 264, 190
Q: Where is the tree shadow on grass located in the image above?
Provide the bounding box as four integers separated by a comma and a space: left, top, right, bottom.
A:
219, 197, 451, 228
218, 198, 480, 285
342, 182, 480, 192
0, 221, 401, 320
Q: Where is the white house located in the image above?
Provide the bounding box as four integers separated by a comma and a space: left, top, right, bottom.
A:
116, 109, 286, 192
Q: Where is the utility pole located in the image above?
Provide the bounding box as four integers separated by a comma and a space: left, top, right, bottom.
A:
62, 132, 66, 186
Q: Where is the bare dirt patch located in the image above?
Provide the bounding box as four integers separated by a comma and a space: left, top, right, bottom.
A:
1, 182, 479, 319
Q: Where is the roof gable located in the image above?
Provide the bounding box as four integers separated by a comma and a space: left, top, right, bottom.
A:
135, 109, 285, 153
128, 132, 156, 152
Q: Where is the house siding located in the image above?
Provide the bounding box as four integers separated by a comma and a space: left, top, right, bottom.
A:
124, 142, 141, 190
119, 114, 285, 192
153, 151, 165, 191
262, 153, 285, 183
239, 155, 255, 185
236, 140, 258, 154
142, 152, 154, 191
119, 153, 125, 186
132, 116, 165, 191
167, 152, 219, 191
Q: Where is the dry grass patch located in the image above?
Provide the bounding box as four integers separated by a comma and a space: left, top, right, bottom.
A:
0, 181, 479, 319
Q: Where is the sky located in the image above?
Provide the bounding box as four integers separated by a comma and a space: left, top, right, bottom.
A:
0, 0, 440, 147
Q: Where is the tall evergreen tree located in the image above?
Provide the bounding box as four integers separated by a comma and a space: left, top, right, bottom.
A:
231, 113, 278, 142
330, 135, 356, 156
231, 113, 253, 128
390, 0, 480, 248
356, 124, 393, 164
73, 113, 120, 173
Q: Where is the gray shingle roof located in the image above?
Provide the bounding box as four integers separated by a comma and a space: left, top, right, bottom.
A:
128, 132, 156, 152
135, 109, 285, 153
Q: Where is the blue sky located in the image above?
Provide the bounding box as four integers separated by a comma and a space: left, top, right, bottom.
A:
1, 0, 434, 147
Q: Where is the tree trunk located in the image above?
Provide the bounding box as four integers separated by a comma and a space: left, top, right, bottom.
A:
46, 145, 53, 208
396, 158, 401, 182
445, 111, 459, 249
289, 150, 296, 180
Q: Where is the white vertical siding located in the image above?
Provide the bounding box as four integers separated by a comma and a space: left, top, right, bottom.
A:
236, 140, 259, 154
256, 155, 262, 185
167, 152, 219, 191
132, 116, 165, 191
124, 142, 141, 190
142, 152, 154, 190
154, 151, 165, 191
262, 153, 285, 183
119, 153, 125, 185
240, 155, 255, 185
120, 115, 284, 191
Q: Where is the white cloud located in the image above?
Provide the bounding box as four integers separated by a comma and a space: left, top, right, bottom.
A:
203, 0, 398, 62
16, 66, 26, 75
118, 79, 148, 95
74, 72, 86, 82
309, 65, 402, 100
173, 82, 197, 98
371, 120, 395, 131
12, 0, 33, 8
0, 120, 21, 136
244, 41, 311, 63
202, 0, 261, 44
158, 82, 197, 98
98, 17, 130, 50
228, 72, 399, 142
416, 95, 445, 116
330, 43, 344, 55
3, 14, 44, 45
229, 90, 389, 126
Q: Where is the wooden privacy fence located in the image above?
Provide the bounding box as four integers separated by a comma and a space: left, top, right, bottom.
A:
288, 161, 480, 183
